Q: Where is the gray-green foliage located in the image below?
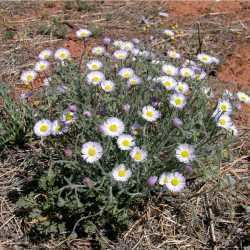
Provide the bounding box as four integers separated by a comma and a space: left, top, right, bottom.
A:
0, 85, 33, 149
10, 42, 234, 241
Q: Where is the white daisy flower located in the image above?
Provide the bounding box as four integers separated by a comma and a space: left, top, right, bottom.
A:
112, 164, 132, 182
34, 60, 50, 72
217, 99, 232, 114
175, 82, 189, 95
51, 120, 67, 136
159, 172, 170, 186
100, 117, 125, 137
170, 93, 187, 109
120, 41, 134, 51
237, 92, 250, 104
163, 29, 175, 38
197, 53, 215, 64
118, 67, 134, 79
130, 147, 147, 162
92, 46, 105, 56
159, 76, 177, 90
38, 49, 53, 60
34, 119, 51, 137
216, 114, 232, 130
20, 70, 37, 84
176, 144, 195, 164
162, 64, 178, 76
117, 134, 135, 151
113, 40, 124, 48
167, 50, 181, 59
61, 111, 77, 125
86, 60, 103, 71
86, 71, 105, 85
81, 141, 103, 163
179, 67, 195, 78
166, 172, 186, 192
101, 80, 115, 92
54, 48, 71, 61
142, 105, 161, 122
113, 49, 128, 60
76, 28, 92, 39
127, 75, 142, 87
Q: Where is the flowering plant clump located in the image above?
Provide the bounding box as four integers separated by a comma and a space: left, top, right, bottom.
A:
10, 29, 249, 240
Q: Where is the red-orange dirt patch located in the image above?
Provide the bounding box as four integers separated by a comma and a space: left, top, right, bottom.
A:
218, 44, 250, 89
167, 1, 242, 18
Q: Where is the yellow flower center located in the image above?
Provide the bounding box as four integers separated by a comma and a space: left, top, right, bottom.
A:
170, 52, 176, 57
87, 147, 96, 157
130, 79, 137, 86
43, 53, 49, 59
104, 85, 112, 91
118, 168, 126, 177
240, 96, 246, 101
123, 72, 131, 78
146, 111, 154, 118
180, 150, 189, 158
60, 52, 66, 59
220, 104, 228, 112
91, 64, 99, 70
39, 64, 46, 71
40, 124, 49, 133
117, 54, 125, 59
171, 177, 181, 186
65, 112, 74, 121
81, 31, 88, 37
202, 55, 209, 62
166, 69, 172, 75
109, 124, 118, 132
183, 71, 190, 77
175, 98, 182, 106
92, 76, 101, 83
178, 85, 184, 92
219, 119, 226, 126
163, 81, 171, 87
122, 139, 130, 147
27, 75, 33, 82
134, 152, 142, 161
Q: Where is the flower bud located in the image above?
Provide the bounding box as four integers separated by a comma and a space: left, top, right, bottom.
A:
122, 104, 131, 113
147, 176, 158, 186
172, 117, 183, 128
68, 104, 77, 112
103, 37, 111, 45
83, 177, 95, 188
64, 148, 73, 157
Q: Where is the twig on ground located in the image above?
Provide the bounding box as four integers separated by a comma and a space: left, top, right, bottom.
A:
205, 193, 217, 250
